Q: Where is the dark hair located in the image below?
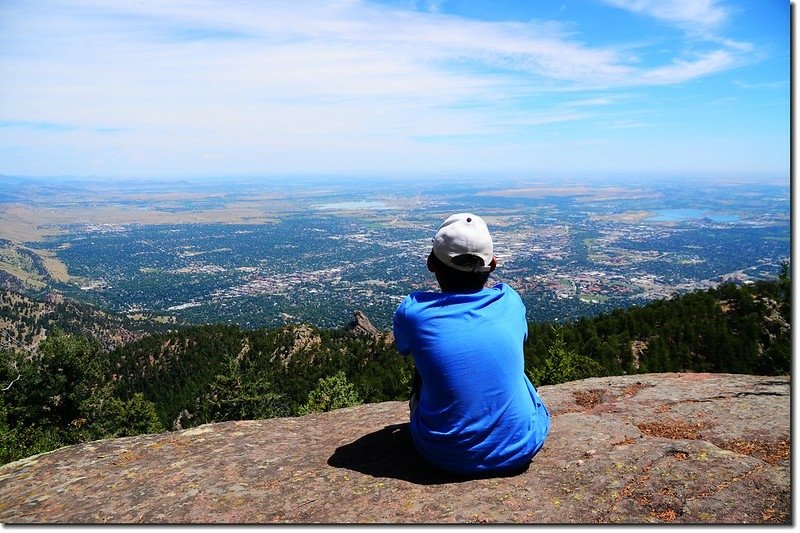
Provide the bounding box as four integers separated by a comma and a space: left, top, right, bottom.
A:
428, 251, 492, 293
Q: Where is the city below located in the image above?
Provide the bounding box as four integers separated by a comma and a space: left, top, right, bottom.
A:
0, 175, 789, 330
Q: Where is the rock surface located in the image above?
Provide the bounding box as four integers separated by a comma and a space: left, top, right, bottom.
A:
345, 310, 394, 345
0, 373, 790, 524
269, 324, 321, 366
345, 310, 380, 337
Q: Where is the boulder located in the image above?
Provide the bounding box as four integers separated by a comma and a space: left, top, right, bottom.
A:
345, 310, 394, 345
345, 310, 379, 337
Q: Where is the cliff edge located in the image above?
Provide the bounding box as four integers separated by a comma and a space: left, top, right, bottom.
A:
0, 373, 790, 524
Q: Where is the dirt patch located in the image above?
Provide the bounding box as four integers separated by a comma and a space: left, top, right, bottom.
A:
651, 509, 678, 522
572, 389, 606, 410
621, 382, 653, 398
636, 420, 707, 440
714, 438, 790, 465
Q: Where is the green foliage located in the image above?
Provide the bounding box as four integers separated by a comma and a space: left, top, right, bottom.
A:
79, 384, 164, 438
108, 324, 413, 429
0, 330, 163, 466
0, 423, 66, 466
108, 324, 247, 427
297, 371, 362, 415
197, 356, 289, 422
529, 326, 604, 386
523, 277, 791, 383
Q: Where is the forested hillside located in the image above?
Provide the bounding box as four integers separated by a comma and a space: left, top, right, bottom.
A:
0, 288, 175, 353
525, 272, 790, 385
0, 271, 790, 465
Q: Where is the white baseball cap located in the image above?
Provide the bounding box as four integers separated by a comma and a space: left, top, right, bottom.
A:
432, 213, 494, 272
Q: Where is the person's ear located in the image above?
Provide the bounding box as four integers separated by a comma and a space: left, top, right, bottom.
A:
488, 256, 497, 273
427, 253, 437, 272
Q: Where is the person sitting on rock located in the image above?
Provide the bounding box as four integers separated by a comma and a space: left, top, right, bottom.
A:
393, 213, 551, 476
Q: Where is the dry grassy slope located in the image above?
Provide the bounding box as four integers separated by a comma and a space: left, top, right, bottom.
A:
0, 289, 159, 353
0, 373, 789, 524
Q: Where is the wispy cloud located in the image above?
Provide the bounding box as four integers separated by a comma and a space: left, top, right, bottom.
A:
6, 0, 750, 93
640, 49, 736, 84
734, 80, 788, 90
564, 97, 616, 107
0, 0, 785, 178
605, 119, 648, 129
601, 0, 730, 32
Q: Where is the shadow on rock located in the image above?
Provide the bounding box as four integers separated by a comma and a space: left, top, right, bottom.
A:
327, 423, 529, 486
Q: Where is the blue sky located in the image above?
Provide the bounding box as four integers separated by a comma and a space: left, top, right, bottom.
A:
0, 0, 790, 181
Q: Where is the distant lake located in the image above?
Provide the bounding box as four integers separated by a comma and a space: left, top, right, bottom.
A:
646, 209, 739, 223
315, 200, 393, 210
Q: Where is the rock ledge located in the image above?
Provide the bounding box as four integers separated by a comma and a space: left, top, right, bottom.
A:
0, 373, 790, 524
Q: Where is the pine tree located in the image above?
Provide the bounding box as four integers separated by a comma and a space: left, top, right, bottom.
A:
298, 371, 362, 414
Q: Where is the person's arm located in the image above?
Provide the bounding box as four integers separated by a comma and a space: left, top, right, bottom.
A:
392, 299, 412, 356
509, 285, 529, 343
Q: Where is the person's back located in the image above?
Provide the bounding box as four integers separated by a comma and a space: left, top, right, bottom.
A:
393, 213, 550, 475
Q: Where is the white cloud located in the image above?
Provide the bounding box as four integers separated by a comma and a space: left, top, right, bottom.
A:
734, 80, 788, 90
640, 50, 736, 84
606, 119, 648, 129
565, 97, 616, 107
0, 0, 775, 178
601, 0, 729, 31
0, 0, 746, 96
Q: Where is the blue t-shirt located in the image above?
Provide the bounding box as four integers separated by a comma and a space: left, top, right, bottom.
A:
393, 283, 550, 474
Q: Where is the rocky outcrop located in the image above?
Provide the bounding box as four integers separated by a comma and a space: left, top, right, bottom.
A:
345, 310, 379, 337
0, 373, 789, 524
269, 324, 321, 366
757, 296, 790, 340
345, 310, 394, 345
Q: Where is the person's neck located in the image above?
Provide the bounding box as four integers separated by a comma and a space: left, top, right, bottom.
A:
439, 285, 486, 294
